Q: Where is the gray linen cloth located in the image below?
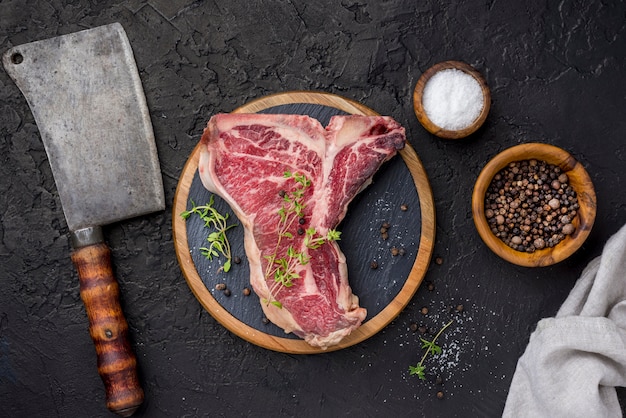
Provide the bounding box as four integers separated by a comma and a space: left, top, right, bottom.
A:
503, 223, 626, 417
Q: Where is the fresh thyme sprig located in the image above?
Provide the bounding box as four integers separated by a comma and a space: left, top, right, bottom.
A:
304, 227, 342, 249
181, 195, 238, 273
262, 171, 340, 309
408, 319, 454, 380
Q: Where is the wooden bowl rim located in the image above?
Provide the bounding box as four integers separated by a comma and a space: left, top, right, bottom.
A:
471, 142, 597, 267
413, 60, 491, 139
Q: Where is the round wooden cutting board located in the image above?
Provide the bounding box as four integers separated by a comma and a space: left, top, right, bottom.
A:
172, 91, 435, 354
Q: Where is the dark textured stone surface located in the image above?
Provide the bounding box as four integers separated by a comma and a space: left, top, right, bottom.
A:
1, 1, 625, 416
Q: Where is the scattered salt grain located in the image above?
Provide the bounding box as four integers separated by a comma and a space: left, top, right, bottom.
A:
422, 68, 484, 131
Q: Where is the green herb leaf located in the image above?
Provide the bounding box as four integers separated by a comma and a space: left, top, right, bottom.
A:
327, 229, 342, 241
408, 364, 426, 380
410, 320, 453, 381
181, 196, 238, 272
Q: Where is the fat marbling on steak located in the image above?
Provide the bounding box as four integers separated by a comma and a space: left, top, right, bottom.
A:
198, 113, 405, 349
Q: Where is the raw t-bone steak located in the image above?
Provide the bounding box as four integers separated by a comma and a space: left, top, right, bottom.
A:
198, 113, 405, 349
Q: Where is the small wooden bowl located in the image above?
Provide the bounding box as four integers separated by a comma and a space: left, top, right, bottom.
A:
413, 60, 491, 139
472, 143, 596, 267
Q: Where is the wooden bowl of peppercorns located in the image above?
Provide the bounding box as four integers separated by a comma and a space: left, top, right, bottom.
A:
472, 143, 596, 267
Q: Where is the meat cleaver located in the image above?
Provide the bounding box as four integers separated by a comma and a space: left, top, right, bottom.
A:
2, 23, 164, 416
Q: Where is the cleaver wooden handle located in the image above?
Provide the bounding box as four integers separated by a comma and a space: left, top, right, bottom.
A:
71, 240, 144, 417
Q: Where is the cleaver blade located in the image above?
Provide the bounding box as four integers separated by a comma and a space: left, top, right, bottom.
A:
2, 23, 164, 416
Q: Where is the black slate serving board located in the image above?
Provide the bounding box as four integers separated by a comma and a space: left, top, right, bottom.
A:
172, 92, 435, 353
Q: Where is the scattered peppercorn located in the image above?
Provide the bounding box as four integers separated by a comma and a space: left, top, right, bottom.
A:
233, 256, 242, 264
418, 325, 428, 334
223, 288, 231, 297
455, 304, 464, 313
427, 282, 435, 291
484, 159, 579, 252
437, 391, 445, 399
398, 248, 406, 256
215, 283, 226, 291
410, 322, 418, 332
370, 260, 379, 269
435, 256, 443, 265
262, 317, 269, 324
391, 247, 400, 256
380, 222, 390, 241
243, 287, 251, 296
420, 306, 429, 315
400, 203, 408, 211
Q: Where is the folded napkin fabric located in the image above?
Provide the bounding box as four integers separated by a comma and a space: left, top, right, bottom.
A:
503, 223, 626, 418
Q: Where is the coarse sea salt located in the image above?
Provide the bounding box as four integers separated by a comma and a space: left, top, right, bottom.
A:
422, 68, 484, 131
